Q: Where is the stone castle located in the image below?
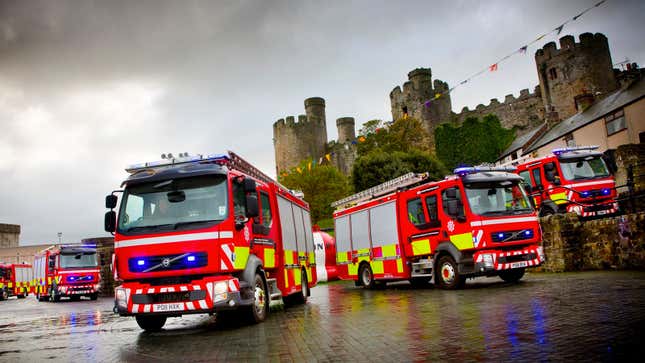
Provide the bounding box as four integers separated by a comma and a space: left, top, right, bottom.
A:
274, 32, 624, 175
273, 97, 357, 176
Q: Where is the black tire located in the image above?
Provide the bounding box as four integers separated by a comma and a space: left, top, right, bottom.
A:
436, 255, 465, 290
359, 263, 375, 289
135, 315, 167, 331
292, 269, 309, 305
499, 268, 526, 283
0, 288, 7, 301
245, 272, 268, 324
70, 295, 81, 301
49, 286, 60, 302
409, 277, 431, 288
90, 293, 98, 301
17, 294, 26, 299
539, 206, 556, 217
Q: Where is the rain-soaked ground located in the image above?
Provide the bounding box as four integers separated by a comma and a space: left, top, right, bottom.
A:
0, 271, 643, 362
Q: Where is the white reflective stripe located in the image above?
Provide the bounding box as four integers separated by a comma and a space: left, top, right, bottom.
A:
115, 232, 221, 248
135, 289, 143, 294
206, 283, 213, 299
147, 288, 155, 294
132, 304, 139, 312
144, 305, 151, 313
160, 288, 168, 293
179, 286, 188, 291
192, 285, 201, 290
167, 287, 175, 292
220, 231, 233, 238
220, 260, 227, 269
58, 270, 100, 274
471, 216, 538, 227
199, 300, 208, 309
567, 180, 614, 188
186, 301, 194, 310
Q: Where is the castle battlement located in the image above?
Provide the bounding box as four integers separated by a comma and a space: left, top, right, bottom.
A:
460, 86, 542, 113
535, 33, 609, 62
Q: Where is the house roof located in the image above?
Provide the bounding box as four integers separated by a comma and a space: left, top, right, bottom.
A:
523, 79, 645, 154
497, 124, 546, 160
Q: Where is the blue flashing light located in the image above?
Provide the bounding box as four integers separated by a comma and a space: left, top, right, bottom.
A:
68, 276, 76, 281
137, 259, 146, 266
552, 145, 599, 155
498, 233, 505, 239
581, 191, 590, 198
601, 188, 611, 196
524, 230, 533, 237
186, 255, 196, 262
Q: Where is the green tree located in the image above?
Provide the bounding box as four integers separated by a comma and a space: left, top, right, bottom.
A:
279, 160, 351, 223
435, 114, 515, 169
357, 117, 430, 156
351, 149, 448, 191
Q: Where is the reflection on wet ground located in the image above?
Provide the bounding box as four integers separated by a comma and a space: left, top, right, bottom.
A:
0, 271, 642, 361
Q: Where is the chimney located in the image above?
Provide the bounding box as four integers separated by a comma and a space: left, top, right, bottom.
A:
574, 92, 595, 113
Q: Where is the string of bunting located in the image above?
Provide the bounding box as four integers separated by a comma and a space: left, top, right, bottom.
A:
420, 0, 608, 109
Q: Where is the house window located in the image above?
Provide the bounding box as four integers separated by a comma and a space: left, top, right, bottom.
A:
605, 109, 626, 136
511, 151, 518, 160
564, 134, 575, 147
548, 68, 557, 79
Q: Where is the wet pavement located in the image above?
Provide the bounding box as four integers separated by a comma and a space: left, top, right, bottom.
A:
0, 271, 643, 362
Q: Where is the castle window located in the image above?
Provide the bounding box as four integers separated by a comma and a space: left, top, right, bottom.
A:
548, 68, 558, 80
605, 109, 626, 136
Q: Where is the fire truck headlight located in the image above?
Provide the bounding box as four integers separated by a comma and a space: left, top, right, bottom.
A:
482, 254, 494, 268
601, 188, 611, 196
537, 247, 545, 262
115, 288, 127, 308
93, 284, 101, 291
212, 282, 228, 303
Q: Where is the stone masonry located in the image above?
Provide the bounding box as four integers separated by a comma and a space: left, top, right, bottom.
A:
0, 223, 20, 249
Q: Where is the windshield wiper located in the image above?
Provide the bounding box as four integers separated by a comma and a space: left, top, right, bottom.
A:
481, 210, 508, 216
172, 220, 220, 229
125, 224, 174, 232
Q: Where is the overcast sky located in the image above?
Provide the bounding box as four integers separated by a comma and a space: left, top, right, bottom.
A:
1, 0, 643, 246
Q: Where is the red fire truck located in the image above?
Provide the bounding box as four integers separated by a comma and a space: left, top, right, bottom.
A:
332, 168, 545, 289
33, 245, 101, 302
511, 146, 618, 217
0, 263, 32, 300
105, 151, 316, 331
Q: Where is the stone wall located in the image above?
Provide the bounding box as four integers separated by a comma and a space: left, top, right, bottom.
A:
539, 212, 645, 272
453, 86, 545, 134
0, 224, 20, 249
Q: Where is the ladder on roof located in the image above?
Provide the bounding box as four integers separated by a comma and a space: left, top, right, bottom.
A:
498, 154, 533, 168
227, 151, 304, 199
331, 172, 429, 209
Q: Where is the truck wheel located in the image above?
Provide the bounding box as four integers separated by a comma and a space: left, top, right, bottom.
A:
359, 264, 375, 289
135, 315, 167, 331
245, 272, 268, 324
539, 206, 556, 217
0, 288, 7, 301
70, 295, 81, 301
436, 255, 465, 290
17, 294, 26, 299
294, 269, 309, 304
499, 268, 526, 283
90, 293, 98, 301
49, 287, 60, 302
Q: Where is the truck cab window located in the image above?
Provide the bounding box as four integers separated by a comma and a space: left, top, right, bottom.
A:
233, 182, 246, 218
425, 195, 438, 221
531, 168, 542, 187
260, 192, 273, 228
407, 198, 428, 226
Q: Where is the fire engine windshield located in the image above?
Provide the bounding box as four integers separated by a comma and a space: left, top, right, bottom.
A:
117, 175, 228, 234
465, 181, 533, 216
559, 156, 609, 181
60, 253, 98, 269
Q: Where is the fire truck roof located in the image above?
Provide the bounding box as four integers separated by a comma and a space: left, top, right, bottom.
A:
122, 162, 227, 187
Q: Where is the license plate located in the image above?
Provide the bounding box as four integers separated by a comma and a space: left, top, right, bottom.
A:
153, 303, 184, 312
510, 261, 528, 269
597, 210, 608, 215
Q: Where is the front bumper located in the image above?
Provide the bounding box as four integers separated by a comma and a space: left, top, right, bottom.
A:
473, 245, 544, 274
567, 201, 618, 217
114, 276, 245, 316
57, 284, 99, 296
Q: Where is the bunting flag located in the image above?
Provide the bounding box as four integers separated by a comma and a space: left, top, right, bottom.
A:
421, 0, 609, 109
325, 153, 331, 162
434, 93, 442, 99
358, 136, 366, 143
296, 167, 302, 174
308, 161, 312, 171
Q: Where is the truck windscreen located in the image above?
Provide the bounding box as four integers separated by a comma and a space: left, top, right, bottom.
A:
117, 175, 228, 234
465, 182, 533, 216
559, 156, 609, 181
60, 253, 98, 269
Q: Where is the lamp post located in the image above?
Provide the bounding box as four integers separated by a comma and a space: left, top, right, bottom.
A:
57, 232, 62, 245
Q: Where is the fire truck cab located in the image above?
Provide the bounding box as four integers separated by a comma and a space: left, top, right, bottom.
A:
333, 168, 545, 289
0, 263, 32, 300
33, 245, 101, 302
512, 146, 618, 217
105, 152, 316, 331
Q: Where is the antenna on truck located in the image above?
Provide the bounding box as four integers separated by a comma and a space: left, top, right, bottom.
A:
331, 172, 429, 209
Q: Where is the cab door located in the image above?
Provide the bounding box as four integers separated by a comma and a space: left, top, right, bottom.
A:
401, 189, 442, 258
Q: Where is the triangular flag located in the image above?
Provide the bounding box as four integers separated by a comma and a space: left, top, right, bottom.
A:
424, 100, 431, 107
319, 157, 323, 164
325, 154, 331, 162
554, 24, 564, 35
434, 93, 441, 99
519, 45, 528, 54
296, 167, 302, 174
307, 162, 312, 171
489, 63, 498, 72
358, 136, 366, 143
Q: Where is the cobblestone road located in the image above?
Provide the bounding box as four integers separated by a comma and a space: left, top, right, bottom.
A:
0, 271, 643, 362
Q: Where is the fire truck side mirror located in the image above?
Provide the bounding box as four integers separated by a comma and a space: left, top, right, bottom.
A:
446, 199, 459, 217
106, 195, 118, 209
245, 194, 259, 218
105, 211, 117, 233
243, 178, 257, 193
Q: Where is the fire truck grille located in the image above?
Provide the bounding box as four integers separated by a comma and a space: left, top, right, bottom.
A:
583, 203, 612, 212
498, 253, 537, 264
132, 290, 207, 304
128, 252, 208, 273
491, 229, 534, 243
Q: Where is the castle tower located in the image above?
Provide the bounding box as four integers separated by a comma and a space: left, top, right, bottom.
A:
390, 67, 452, 149
535, 33, 618, 123
273, 97, 328, 175
336, 117, 356, 143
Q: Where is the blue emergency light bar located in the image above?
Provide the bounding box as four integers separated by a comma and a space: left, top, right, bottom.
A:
453, 166, 517, 176
126, 153, 231, 173
552, 145, 599, 155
